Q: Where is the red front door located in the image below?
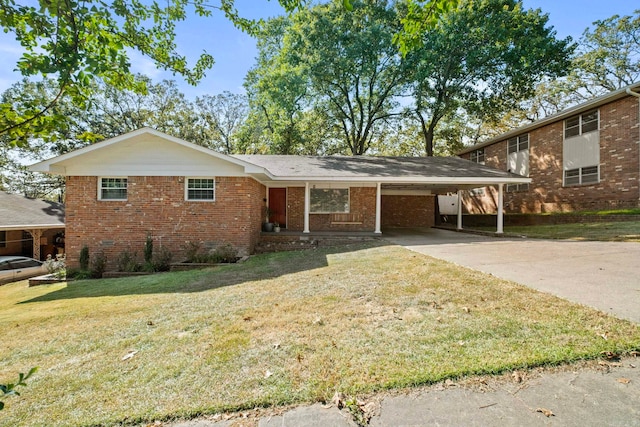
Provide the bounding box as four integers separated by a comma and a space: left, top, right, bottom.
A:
269, 188, 287, 228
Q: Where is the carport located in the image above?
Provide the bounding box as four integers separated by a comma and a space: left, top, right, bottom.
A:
0, 192, 65, 260
238, 155, 531, 234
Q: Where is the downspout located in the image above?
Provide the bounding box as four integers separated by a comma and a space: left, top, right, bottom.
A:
626, 88, 640, 208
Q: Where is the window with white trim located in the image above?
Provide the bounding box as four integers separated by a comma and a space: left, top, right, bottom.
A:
564, 166, 599, 186
99, 177, 128, 200
507, 134, 529, 154
186, 178, 215, 201
564, 109, 599, 138
310, 188, 350, 213
470, 148, 485, 164
506, 183, 530, 192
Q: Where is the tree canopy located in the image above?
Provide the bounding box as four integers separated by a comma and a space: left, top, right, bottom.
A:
0, 0, 311, 143
406, 0, 574, 155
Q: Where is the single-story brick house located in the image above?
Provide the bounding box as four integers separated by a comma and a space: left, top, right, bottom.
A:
30, 128, 528, 270
458, 82, 640, 214
0, 191, 65, 260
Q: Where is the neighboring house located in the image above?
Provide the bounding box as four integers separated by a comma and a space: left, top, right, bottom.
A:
30, 128, 528, 270
0, 191, 65, 260
458, 83, 640, 214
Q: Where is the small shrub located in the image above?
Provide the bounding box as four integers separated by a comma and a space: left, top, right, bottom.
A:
183, 241, 203, 263
144, 234, 153, 265
79, 246, 90, 271
117, 250, 142, 272
66, 268, 92, 280
90, 251, 107, 279
212, 243, 238, 263
152, 246, 173, 272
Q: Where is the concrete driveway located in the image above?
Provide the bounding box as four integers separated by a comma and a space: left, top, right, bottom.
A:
383, 228, 640, 323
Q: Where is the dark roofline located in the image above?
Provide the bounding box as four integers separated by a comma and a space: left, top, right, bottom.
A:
458, 82, 640, 155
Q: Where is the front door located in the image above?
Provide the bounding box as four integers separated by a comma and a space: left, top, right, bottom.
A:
269, 188, 287, 228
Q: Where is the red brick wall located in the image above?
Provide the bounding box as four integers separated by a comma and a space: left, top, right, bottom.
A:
381, 195, 435, 227
65, 176, 265, 270
462, 95, 640, 213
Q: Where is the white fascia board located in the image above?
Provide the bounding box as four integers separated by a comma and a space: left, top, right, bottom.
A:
263, 176, 531, 184
0, 224, 65, 231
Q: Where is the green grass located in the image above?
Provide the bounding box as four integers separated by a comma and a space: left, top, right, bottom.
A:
474, 221, 640, 242
1, 242, 639, 426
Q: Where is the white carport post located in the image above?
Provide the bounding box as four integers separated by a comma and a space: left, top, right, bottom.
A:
374, 182, 382, 234
496, 183, 504, 234
303, 181, 310, 233
456, 190, 463, 230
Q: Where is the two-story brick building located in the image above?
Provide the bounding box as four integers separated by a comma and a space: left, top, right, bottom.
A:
458, 83, 640, 214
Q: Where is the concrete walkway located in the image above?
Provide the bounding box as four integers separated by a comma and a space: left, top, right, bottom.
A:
172, 359, 640, 427
383, 227, 640, 323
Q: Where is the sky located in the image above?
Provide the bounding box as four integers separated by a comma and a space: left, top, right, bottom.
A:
0, 0, 638, 100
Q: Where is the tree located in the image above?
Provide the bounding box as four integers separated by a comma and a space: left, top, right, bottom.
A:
404, 0, 573, 156
291, 0, 409, 155
571, 10, 640, 97
248, 0, 408, 155
194, 92, 248, 154
244, 16, 313, 154
0, 0, 320, 142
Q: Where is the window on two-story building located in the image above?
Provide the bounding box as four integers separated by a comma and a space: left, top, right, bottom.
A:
99, 177, 128, 200
186, 178, 215, 201
563, 109, 600, 186
470, 148, 485, 164
506, 133, 530, 192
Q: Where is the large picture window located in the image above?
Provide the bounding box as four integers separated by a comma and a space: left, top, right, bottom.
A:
310, 188, 350, 213
186, 178, 215, 201
99, 177, 127, 200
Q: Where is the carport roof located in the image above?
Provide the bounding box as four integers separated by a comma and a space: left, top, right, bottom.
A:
234, 154, 527, 185
0, 192, 65, 230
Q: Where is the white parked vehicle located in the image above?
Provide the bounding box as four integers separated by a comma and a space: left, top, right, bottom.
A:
0, 256, 48, 285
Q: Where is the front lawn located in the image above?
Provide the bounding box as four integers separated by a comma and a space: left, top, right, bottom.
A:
477, 221, 640, 242
1, 243, 639, 426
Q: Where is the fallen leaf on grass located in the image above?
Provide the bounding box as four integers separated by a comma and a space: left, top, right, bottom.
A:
122, 350, 138, 361
536, 407, 554, 417
617, 378, 631, 384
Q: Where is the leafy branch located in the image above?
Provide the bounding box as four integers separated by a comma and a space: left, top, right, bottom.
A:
0, 367, 38, 411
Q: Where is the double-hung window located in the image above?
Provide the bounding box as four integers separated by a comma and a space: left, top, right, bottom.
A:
470, 148, 485, 164
506, 133, 530, 192
563, 109, 600, 186
99, 178, 128, 200
564, 166, 599, 186
564, 109, 598, 138
186, 178, 215, 201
